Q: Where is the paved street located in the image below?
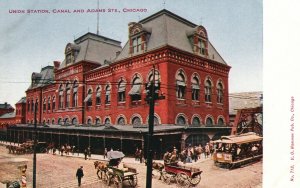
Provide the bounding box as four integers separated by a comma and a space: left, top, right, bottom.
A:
0, 142, 262, 188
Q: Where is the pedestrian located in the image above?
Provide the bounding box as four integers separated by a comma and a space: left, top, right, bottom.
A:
87, 147, 91, 159
205, 143, 210, 158
103, 148, 107, 159
76, 166, 84, 187
84, 148, 88, 160
61, 145, 65, 156
139, 149, 143, 163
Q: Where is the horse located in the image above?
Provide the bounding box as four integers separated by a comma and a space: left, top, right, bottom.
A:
94, 161, 108, 179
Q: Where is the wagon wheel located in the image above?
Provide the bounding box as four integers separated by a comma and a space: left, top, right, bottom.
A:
176, 172, 190, 188
189, 173, 201, 186
161, 170, 171, 184
113, 174, 123, 188
128, 175, 138, 187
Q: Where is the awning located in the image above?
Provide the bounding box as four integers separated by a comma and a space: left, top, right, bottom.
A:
128, 84, 141, 95
118, 82, 126, 92
192, 84, 200, 89
73, 87, 78, 92
84, 94, 92, 102
176, 80, 186, 86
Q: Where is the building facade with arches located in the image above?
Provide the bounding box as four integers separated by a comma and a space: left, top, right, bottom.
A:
9, 9, 231, 155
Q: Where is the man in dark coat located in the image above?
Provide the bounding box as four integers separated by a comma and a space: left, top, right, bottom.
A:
84, 148, 88, 160
76, 166, 84, 186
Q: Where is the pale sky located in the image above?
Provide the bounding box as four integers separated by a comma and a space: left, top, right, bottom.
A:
0, 0, 263, 106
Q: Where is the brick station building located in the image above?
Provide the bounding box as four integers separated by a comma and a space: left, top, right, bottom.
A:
7, 9, 231, 157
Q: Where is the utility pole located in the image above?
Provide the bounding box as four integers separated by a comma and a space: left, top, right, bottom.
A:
146, 66, 155, 188
145, 65, 165, 188
33, 102, 37, 188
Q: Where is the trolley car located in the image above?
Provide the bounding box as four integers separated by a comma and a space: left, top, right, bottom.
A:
212, 132, 263, 169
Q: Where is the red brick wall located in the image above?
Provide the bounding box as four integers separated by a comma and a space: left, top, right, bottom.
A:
24, 46, 230, 127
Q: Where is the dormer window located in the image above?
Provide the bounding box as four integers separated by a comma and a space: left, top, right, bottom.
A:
128, 22, 151, 55
66, 53, 73, 65
199, 39, 206, 55
187, 25, 208, 56
132, 36, 142, 53
65, 43, 80, 65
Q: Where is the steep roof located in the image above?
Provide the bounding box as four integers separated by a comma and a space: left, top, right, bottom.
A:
115, 9, 226, 64
0, 103, 13, 109
27, 66, 54, 90
229, 91, 263, 115
0, 112, 15, 119
16, 97, 26, 104
59, 33, 122, 69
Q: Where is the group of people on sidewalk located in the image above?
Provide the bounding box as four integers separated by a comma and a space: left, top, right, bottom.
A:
163, 143, 214, 164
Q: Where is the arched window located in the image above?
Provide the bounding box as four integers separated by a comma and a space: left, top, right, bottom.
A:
176, 71, 186, 99
47, 119, 50, 124
129, 75, 142, 102
27, 101, 30, 112
58, 118, 62, 125
192, 117, 201, 126
52, 119, 55, 124
95, 118, 101, 125
52, 96, 56, 112
64, 118, 70, 125
43, 98, 46, 112
205, 79, 212, 102
96, 86, 101, 105
154, 116, 159, 126
117, 117, 125, 125
47, 97, 51, 111
65, 82, 71, 108
105, 84, 111, 104
176, 116, 186, 125
118, 80, 126, 102
87, 118, 92, 125
132, 117, 142, 126
72, 118, 78, 125
104, 118, 111, 125
73, 80, 78, 107
35, 99, 38, 112
191, 76, 200, 101
218, 117, 225, 126
206, 117, 213, 126
217, 82, 224, 104
146, 70, 160, 99
58, 84, 64, 109
84, 89, 93, 106
31, 99, 34, 113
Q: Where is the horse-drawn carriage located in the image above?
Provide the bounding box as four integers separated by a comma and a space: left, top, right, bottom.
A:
94, 151, 138, 188
6, 141, 48, 155
158, 162, 202, 188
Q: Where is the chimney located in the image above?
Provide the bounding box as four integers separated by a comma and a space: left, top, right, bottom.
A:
4, 102, 7, 108
54, 61, 61, 70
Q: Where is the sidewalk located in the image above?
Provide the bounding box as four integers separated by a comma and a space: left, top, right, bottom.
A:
0, 140, 210, 165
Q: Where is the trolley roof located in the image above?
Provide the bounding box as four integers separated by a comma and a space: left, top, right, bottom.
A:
213, 132, 262, 144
